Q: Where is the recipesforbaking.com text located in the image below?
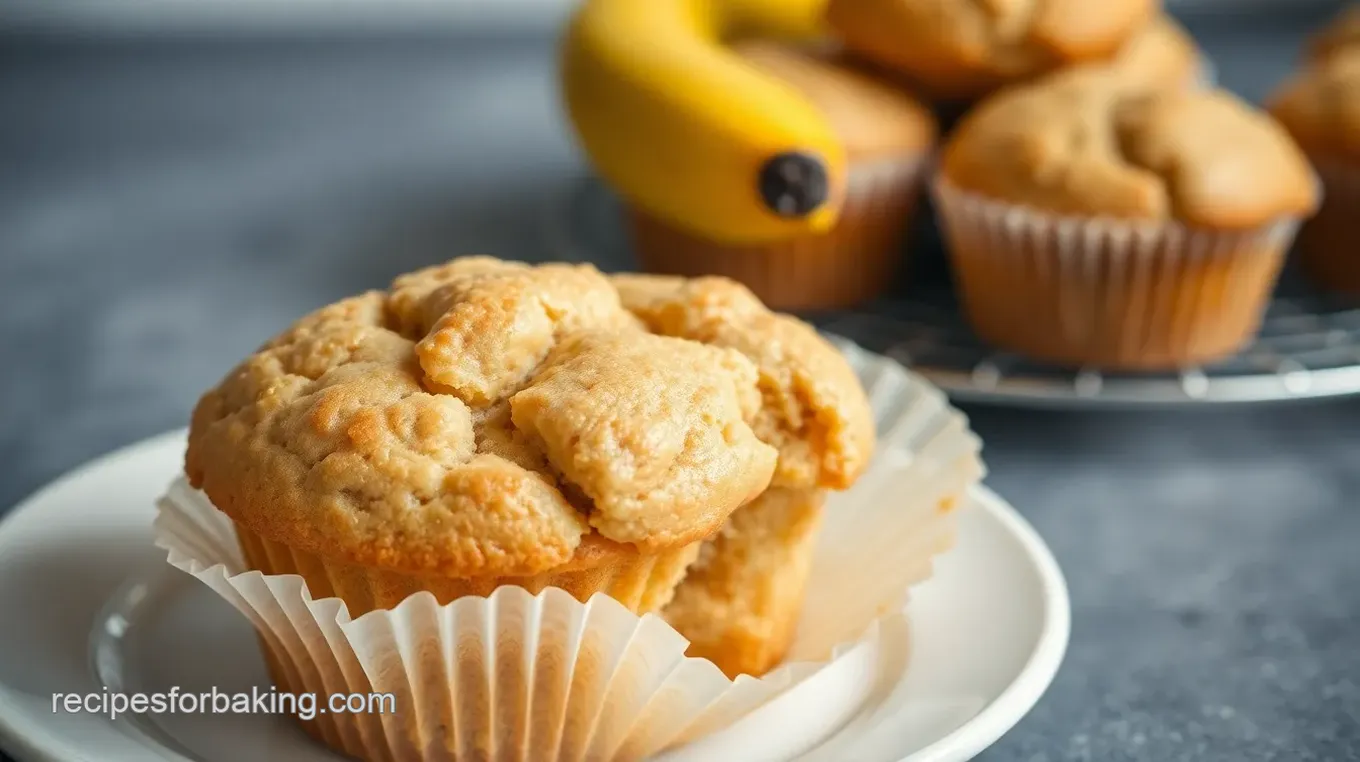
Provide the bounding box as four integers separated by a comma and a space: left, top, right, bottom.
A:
52, 685, 396, 721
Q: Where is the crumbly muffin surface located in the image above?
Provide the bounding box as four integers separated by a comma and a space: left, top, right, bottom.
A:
610, 274, 876, 490
825, 0, 1155, 99
942, 68, 1319, 228
187, 258, 873, 577
662, 487, 827, 678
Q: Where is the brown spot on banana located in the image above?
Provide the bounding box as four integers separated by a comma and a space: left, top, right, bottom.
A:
758, 151, 830, 217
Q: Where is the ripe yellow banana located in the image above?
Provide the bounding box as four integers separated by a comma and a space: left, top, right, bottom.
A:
560, 0, 847, 245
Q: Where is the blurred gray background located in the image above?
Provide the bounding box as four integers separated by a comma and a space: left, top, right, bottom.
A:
1, 1, 1358, 761
0, 0, 1344, 33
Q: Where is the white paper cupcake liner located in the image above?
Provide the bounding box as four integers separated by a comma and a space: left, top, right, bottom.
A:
932, 176, 1305, 370
154, 342, 984, 762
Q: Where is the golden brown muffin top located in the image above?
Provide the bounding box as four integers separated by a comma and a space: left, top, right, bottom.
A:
1309, 5, 1360, 62
1107, 13, 1202, 90
732, 41, 937, 161
825, 0, 1157, 100
185, 258, 875, 578
1270, 47, 1360, 164
611, 273, 877, 489
941, 68, 1319, 228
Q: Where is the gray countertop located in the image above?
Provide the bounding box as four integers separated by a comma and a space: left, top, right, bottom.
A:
2, 8, 1359, 761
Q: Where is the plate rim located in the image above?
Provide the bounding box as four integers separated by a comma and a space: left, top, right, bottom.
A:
0, 429, 190, 762
899, 484, 1071, 762
0, 430, 1070, 762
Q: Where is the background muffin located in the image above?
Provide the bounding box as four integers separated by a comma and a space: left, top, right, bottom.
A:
630, 41, 937, 312
825, 0, 1158, 102
1107, 13, 1206, 90
1270, 22, 1360, 294
935, 67, 1319, 370
1308, 4, 1360, 63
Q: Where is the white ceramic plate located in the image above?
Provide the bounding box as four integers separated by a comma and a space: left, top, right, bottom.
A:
0, 430, 1069, 762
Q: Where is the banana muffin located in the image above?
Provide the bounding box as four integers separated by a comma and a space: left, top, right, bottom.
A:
825, 0, 1158, 101
1309, 4, 1360, 63
1270, 20, 1360, 293
182, 257, 880, 761
1108, 13, 1205, 90
935, 67, 1319, 369
186, 257, 874, 619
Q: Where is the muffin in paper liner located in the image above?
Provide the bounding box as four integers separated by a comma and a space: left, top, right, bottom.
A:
234, 520, 702, 618
1297, 159, 1360, 294
932, 177, 1306, 371
630, 155, 930, 312
154, 342, 983, 762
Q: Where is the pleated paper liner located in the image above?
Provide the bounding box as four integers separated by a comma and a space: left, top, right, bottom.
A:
629, 155, 929, 313
153, 343, 985, 761
1297, 158, 1360, 295
932, 177, 1306, 371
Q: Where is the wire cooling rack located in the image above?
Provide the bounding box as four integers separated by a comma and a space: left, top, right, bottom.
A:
812, 289, 1360, 407
544, 176, 1360, 409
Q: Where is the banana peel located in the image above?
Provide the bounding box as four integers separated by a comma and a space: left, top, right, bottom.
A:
560, 0, 848, 245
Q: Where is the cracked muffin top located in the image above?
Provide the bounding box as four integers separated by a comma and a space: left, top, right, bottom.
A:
1269, 46, 1360, 165
825, 0, 1156, 100
185, 258, 875, 578
940, 68, 1319, 229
